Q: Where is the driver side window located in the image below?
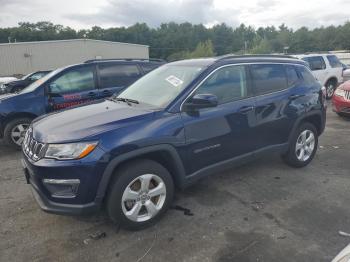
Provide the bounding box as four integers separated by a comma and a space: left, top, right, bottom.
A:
50, 67, 95, 94
194, 65, 248, 104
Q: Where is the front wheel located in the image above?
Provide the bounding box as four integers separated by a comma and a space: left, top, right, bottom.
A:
282, 123, 318, 168
106, 159, 174, 230
3, 118, 32, 149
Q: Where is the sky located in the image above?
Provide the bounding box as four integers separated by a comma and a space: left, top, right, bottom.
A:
0, 0, 350, 30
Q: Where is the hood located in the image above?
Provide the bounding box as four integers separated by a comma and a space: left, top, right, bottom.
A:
0, 93, 17, 101
32, 100, 156, 143
6, 79, 26, 86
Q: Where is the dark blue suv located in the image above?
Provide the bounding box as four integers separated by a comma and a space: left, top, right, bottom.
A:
22, 55, 327, 230
0, 59, 164, 148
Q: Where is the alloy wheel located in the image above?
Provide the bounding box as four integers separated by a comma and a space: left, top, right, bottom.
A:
11, 124, 30, 146
295, 129, 315, 162
121, 174, 166, 222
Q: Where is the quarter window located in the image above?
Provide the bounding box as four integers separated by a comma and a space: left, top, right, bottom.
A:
194, 65, 248, 104
251, 64, 287, 95
99, 64, 141, 89
297, 66, 316, 86
327, 55, 342, 68
49, 66, 95, 94
285, 65, 300, 87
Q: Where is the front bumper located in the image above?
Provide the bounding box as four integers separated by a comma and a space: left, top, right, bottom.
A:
332, 95, 350, 114
22, 147, 108, 216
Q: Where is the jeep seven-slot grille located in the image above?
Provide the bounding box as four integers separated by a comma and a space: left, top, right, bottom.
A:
345, 90, 350, 100
23, 129, 46, 161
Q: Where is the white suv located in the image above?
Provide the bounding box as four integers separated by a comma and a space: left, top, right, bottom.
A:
295, 54, 343, 98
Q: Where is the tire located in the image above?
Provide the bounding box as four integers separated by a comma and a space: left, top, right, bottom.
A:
3, 118, 32, 150
325, 79, 337, 99
106, 159, 174, 230
282, 122, 318, 168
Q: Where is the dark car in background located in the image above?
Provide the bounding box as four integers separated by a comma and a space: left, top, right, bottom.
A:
0, 58, 165, 148
1, 71, 51, 94
21, 55, 326, 230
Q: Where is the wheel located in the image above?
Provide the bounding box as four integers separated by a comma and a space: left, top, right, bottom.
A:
282, 122, 318, 168
106, 159, 174, 230
325, 79, 337, 99
3, 118, 32, 149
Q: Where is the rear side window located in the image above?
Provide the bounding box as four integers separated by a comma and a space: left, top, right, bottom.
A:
141, 63, 160, 74
297, 66, 316, 86
285, 65, 300, 87
194, 65, 248, 104
302, 56, 326, 71
99, 64, 141, 89
327, 55, 342, 68
251, 64, 287, 95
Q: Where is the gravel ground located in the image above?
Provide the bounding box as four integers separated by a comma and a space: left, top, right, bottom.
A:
1, 108, 350, 262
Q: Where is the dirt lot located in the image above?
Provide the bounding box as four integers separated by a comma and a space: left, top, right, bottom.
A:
1, 108, 350, 262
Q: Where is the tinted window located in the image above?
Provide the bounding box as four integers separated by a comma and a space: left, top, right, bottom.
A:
302, 56, 326, 71
285, 65, 300, 87
251, 64, 287, 95
141, 63, 160, 73
327, 55, 342, 68
50, 66, 95, 94
194, 65, 247, 104
297, 66, 316, 86
99, 64, 140, 89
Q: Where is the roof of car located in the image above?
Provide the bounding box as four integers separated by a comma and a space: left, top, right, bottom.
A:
169, 55, 306, 67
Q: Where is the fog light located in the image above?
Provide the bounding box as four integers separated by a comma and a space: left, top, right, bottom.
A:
43, 179, 80, 198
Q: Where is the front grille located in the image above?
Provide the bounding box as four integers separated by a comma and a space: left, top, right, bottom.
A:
22, 128, 46, 161
345, 90, 350, 100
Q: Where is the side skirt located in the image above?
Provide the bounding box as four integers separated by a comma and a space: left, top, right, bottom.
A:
182, 143, 289, 188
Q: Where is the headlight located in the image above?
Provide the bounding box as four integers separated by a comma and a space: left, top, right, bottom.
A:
45, 142, 98, 160
335, 88, 345, 97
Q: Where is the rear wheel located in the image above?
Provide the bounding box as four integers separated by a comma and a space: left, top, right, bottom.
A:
282, 122, 318, 168
106, 159, 174, 230
3, 118, 32, 149
325, 79, 337, 99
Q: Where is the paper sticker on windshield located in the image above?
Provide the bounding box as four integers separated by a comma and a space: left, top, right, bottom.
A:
166, 75, 184, 87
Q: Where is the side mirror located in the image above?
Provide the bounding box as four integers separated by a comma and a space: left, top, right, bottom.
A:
183, 94, 218, 111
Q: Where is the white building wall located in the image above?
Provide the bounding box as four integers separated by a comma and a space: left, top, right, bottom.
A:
0, 39, 149, 76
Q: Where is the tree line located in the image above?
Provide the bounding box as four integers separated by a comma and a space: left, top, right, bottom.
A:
1, 21, 350, 60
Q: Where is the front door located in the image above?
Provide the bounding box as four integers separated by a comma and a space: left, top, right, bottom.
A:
181, 65, 257, 174
46, 65, 98, 112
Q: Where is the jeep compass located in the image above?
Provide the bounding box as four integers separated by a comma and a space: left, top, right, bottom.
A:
22, 55, 327, 230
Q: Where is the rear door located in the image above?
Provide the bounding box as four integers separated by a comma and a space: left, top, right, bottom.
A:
97, 63, 142, 98
46, 65, 98, 112
250, 63, 297, 150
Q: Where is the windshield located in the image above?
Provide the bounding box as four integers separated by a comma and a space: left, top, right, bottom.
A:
117, 64, 204, 108
20, 68, 62, 94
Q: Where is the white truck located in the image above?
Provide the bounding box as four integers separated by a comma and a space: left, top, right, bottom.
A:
294, 54, 343, 99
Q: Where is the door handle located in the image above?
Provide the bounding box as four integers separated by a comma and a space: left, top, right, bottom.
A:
87, 92, 97, 97
289, 94, 304, 100
238, 106, 254, 113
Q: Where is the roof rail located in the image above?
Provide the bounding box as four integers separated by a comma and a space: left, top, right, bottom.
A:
84, 58, 166, 63
217, 54, 296, 61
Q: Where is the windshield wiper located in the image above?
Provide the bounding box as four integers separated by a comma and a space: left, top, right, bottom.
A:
110, 97, 139, 105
